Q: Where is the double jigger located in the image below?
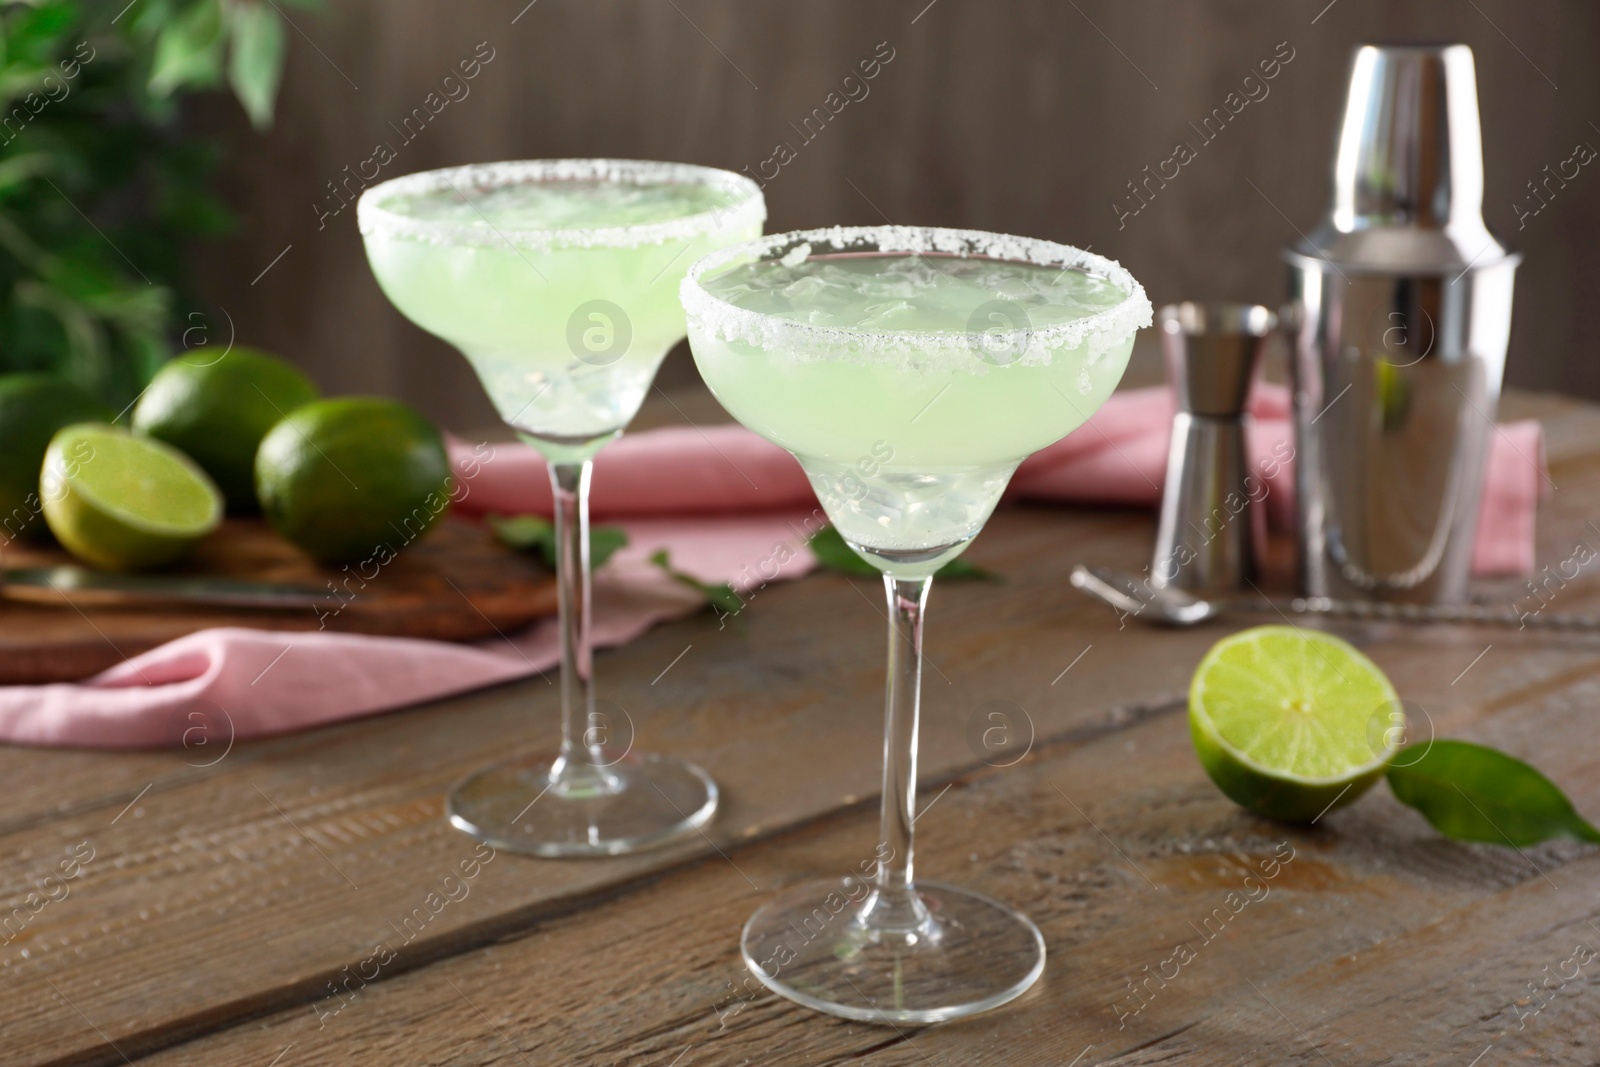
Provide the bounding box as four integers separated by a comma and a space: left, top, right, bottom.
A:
1150, 301, 1277, 596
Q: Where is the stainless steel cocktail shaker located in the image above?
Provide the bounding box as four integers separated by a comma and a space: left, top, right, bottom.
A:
1286, 44, 1519, 605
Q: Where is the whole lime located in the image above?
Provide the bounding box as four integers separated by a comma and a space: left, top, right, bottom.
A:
132, 346, 319, 513
255, 397, 452, 564
41, 424, 223, 570
0, 374, 113, 541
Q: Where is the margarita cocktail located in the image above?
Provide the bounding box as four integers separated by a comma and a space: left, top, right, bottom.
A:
359, 160, 764, 856
682, 226, 1149, 1022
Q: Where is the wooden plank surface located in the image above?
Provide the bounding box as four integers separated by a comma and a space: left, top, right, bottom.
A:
129, 676, 1600, 1066
0, 510, 1223, 1065
0, 391, 1595, 1065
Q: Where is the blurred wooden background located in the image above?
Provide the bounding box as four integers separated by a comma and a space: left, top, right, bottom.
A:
193, 0, 1600, 435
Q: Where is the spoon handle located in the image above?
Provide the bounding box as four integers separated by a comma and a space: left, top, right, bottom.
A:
1236, 595, 1600, 632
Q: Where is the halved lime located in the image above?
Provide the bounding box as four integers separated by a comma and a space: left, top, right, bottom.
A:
40, 424, 223, 571
1189, 625, 1400, 823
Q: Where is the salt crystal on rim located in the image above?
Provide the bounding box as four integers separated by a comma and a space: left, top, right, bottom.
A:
357, 159, 766, 251
680, 226, 1152, 373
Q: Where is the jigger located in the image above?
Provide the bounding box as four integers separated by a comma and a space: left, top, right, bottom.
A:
1150, 302, 1276, 594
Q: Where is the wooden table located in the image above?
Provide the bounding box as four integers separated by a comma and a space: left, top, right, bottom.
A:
5, 389, 1598, 1067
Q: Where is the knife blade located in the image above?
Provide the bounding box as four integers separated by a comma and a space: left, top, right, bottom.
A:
3, 566, 329, 611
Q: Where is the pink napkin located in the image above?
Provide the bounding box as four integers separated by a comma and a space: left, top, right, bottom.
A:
453, 384, 1546, 576
1009, 385, 1548, 576
0, 513, 818, 748
0, 384, 1545, 749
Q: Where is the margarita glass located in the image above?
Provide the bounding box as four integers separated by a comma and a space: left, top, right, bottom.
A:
681, 226, 1149, 1022
358, 160, 764, 856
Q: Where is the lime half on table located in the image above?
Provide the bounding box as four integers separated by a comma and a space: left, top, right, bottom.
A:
41, 424, 223, 571
1189, 625, 1400, 823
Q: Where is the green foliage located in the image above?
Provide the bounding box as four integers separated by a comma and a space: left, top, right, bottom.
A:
1387, 739, 1600, 847
647, 549, 743, 617
0, 0, 303, 407
489, 513, 630, 572
807, 525, 1001, 582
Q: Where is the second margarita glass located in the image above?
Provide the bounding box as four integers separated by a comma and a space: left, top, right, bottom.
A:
681, 225, 1149, 1022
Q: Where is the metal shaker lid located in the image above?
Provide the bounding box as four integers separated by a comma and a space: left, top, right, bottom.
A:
1287, 43, 1517, 275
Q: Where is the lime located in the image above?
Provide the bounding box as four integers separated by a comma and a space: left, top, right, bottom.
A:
41, 424, 223, 570
132, 346, 319, 513
255, 397, 451, 564
1376, 359, 1411, 430
1188, 625, 1400, 823
0, 375, 113, 542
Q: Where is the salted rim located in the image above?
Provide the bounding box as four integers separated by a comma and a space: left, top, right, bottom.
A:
356, 159, 766, 250
680, 225, 1152, 365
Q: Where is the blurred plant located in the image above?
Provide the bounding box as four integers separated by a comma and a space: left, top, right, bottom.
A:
0, 0, 310, 406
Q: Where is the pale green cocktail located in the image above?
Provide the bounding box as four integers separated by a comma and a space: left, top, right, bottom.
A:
358, 161, 764, 857
682, 226, 1149, 1023
363, 162, 763, 453
684, 229, 1145, 575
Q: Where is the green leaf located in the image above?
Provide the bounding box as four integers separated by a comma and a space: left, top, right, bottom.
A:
148, 1, 225, 98
1387, 739, 1600, 847
224, 0, 285, 129
487, 514, 628, 571
0, 154, 55, 196
648, 549, 745, 618
587, 526, 628, 570
489, 515, 554, 561
7, 3, 76, 62
807, 525, 878, 576
807, 526, 1001, 582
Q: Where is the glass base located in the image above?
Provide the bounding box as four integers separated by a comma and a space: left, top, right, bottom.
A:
446, 749, 718, 857
740, 877, 1046, 1024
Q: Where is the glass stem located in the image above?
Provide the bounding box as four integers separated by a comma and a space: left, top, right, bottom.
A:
547, 460, 619, 796
864, 574, 933, 931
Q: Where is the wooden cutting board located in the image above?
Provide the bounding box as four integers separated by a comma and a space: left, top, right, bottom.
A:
0, 517, 558, 684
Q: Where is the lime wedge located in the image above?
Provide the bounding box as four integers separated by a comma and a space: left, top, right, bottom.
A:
1189, 625, 1400, 823
41, 424, 223, 571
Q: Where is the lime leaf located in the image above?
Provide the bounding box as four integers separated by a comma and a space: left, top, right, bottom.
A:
807, 526, 1001, 581
225, 1, 287, 129
588, 527, 628, 570
807, 525, 876, 576
1387, 739, 1600, 847
488, 515, 553, 557
648, 548, 744, 617
488, 514, 627, 571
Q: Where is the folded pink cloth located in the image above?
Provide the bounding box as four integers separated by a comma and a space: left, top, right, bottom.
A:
0, 384, 1544, 749
454, 384, 1547, 577
0, 514, 817, 747
1008, 385, 1548, 577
